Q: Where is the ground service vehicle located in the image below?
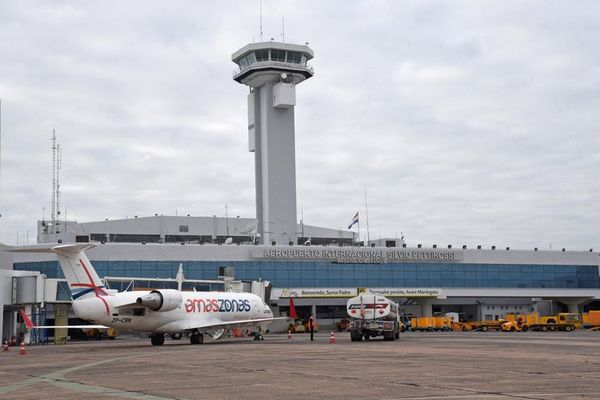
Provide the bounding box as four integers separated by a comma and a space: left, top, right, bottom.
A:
83, 327, 118, 340
501, 313, 580, 332
347, 294, 401, 341
583, 311, 600, 328
469, 320, 506, 332
411, 316, 452, 331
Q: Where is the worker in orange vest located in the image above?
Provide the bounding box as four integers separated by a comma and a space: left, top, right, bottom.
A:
308, 314, 315, 342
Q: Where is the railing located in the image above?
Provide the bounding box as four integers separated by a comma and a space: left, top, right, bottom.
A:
233, 60, 314, 77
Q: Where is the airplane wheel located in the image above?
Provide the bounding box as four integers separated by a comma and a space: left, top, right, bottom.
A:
150, 333, 165, 346
170, 333, 182, 340
190, 333, 204, 345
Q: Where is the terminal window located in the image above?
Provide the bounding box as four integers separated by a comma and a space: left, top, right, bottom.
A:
179, 225, 189, 233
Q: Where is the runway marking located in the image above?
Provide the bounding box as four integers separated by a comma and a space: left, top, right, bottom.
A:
0, 350, 182, 399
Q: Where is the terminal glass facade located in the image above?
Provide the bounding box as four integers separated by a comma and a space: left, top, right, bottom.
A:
15, 261, 600, 289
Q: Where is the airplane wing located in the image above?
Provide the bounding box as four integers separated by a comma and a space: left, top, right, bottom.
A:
27, 325, 109, 329
19, 309, 108, 330
159, 316, 289, 333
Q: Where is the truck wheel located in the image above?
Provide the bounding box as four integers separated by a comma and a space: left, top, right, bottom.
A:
395, 331, 400, 339
481, 326, 488, 332
541, 326, 548, 332
510, 327, 516, 332
565, 325, 572, 332
549, 326, 556, 331
521, 325, 528, 332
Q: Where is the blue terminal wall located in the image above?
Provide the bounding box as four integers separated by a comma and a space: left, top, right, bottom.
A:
14, 260, 600, 289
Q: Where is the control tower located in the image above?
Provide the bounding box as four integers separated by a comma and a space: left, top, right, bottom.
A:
232, 42, 314, 245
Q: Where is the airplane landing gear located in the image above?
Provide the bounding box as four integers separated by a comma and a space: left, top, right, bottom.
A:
150, 333, 165, 346
253, 332, 264, 341
190, 332, 204, 345
170, 333, 182, 340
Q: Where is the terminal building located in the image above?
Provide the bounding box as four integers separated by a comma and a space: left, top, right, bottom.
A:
2, 39, 600, 341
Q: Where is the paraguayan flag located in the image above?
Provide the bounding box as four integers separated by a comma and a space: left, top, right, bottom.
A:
348, 212, 359, 229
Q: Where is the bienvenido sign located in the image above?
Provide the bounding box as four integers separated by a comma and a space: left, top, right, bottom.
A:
275, 288, 358, 298
252, 248, 462, 263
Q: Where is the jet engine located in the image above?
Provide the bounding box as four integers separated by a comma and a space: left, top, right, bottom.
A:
136, 289, 183, 312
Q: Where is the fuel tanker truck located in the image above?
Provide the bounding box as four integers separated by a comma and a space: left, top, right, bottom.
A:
347, 294, 401, 341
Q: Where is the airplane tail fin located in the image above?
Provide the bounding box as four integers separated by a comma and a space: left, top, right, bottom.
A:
52, 244, 109, 300
10, 244, 109, 300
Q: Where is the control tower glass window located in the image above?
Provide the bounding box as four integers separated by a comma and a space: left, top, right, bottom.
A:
255, 49, 269, 62
271, 49, 286, 62
287, 51, 302, 64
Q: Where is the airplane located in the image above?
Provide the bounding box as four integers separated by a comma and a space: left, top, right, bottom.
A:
12, 243, 285, 346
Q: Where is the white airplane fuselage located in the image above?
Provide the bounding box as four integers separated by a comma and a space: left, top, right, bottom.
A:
73, 291, 273, 334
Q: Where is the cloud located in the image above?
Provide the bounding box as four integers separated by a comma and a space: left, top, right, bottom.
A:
0, 1, 599, 251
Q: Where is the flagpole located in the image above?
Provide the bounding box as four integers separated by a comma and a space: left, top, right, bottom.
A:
357, 211, 360, 245
364, 187, 370, 245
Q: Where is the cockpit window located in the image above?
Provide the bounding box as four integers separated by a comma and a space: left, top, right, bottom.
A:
287, 51, 302, 64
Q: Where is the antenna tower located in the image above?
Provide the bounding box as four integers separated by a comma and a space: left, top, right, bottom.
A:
51, 130, 56, 228
259, 0, 264, 41
56, 143, 62, 219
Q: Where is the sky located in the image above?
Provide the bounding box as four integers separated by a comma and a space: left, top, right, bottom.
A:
0, 1, 599, 250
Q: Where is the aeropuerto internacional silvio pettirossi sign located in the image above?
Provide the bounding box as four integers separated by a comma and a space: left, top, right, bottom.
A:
252, 248, 462, 263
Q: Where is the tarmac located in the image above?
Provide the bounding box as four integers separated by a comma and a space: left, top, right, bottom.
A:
1, 330, 599, 400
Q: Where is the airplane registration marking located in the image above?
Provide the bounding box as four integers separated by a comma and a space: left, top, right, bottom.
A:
111, 317, 132, 324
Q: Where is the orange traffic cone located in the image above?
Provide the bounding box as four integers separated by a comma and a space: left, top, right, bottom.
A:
3, 340, 8, 352
329, 331, 336, 344
287, 330, 292, 339
19, 342, 26, 355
